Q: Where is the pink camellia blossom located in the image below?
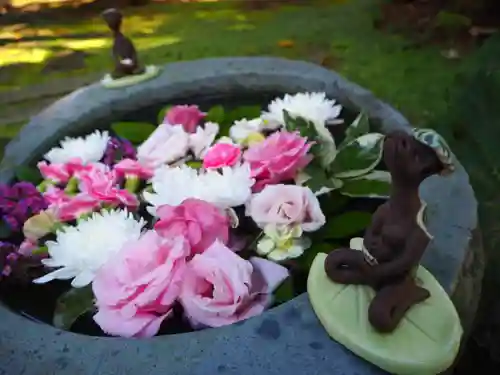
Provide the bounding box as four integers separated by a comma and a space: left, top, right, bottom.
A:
179, 240, 289, 328
114, 158, 154, 180
243, 131, 313, 192
37, 161, 70, 184
247, 184, 326, 232
92, 232, 189, 338
78, 164, 139, 208
154, 198, 229, 255
202, 143, 241, 169
164, 105, 206, 133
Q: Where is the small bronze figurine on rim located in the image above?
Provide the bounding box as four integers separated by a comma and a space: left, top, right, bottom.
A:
102, 8, 145, 79
307, 128, 462, 375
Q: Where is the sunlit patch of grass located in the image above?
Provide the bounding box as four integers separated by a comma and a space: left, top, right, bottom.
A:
0, 46, 51, 66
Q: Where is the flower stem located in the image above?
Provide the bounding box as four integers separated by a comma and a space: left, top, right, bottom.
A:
64, 177, 79, 195
124, 175, 140, 193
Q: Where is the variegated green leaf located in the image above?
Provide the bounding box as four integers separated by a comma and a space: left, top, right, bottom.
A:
330, 133, 384, 179
342, 112, 370, 145
339, 170, 391, 199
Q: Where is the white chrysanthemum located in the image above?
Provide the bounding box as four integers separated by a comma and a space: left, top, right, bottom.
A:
144, 163, 255, 214
44, 130, 110, 164
229, 118, 264, 143
262, 92, 342, 143
33, 209, 145, 288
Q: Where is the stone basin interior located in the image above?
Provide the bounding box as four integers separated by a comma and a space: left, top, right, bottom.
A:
0, 91, 387, 337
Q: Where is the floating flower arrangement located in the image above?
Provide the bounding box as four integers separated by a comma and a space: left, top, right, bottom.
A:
0, 92, 391, 338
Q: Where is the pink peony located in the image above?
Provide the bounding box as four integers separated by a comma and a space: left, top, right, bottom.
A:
179, 241, 289, 328
243, 131, 313, 192
202, 143, 241, 169
114, 158, 154, 180
37, 162, 70, 184
164, 105, 205, 133
154, 198, 230, 255
43, 186, 68, 206
78, 164, 139, 208
247, 184, 325, 232
92, 232, 190, 338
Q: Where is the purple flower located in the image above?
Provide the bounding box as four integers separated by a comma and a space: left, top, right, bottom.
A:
0, 241, 18, 278
0, 182, 48, 232
102, 137, 137, 166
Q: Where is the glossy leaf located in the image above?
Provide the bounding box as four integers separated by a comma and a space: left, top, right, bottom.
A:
226, 105, 262, 124
273, 277, 294, 305
340, 170, 392, 199
53, 286, 96, 330
111, 122, 157, 144
303, 163, 332, 193
317, 192, 349, 216
15, 166, 43, 184
205, 105, 225, 124
157, 105, 173, 124
322, 211, 372, 240
283, 111, 316, 137
343, 112, 370, 145
300, 242, 338, 269
330, 133, 384, 179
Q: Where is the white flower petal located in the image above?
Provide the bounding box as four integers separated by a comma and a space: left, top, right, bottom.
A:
144, 163, 254, 212
33, 267, 78, 284
44, 130, 109, 164
262, 92, 342, 143
257, 238, 275, 256
33, 209, 145, 286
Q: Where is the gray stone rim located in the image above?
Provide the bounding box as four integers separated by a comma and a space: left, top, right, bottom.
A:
0, 58, 478, 375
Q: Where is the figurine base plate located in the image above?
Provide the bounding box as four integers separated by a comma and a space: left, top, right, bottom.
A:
307, 251, 463, 375
101, 65, 160, 89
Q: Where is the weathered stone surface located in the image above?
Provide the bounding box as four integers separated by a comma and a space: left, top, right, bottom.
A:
0, 57, 482, 375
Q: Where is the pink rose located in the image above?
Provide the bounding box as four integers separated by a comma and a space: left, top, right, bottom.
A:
114, 158, 154, 180
92, 232, 189, 338
164, 105, 205, 133
136, 124, 190, 168
243, 131, 313, 192
78, 164, 139, 208
179, 241, 289, 328
37, 162, 70, 184
247, 184, 325, 231
154, 198, 229, 255
202, 143, 241, 169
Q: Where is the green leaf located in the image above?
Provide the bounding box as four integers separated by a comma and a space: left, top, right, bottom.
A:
317, 191, 349, 215
273, 277, 294, 304
330, 133, 384, 179
300, 242, 338, 269
111, 122, 157, 144
205, 105, 225, 124
0, 221, 12, 239
323, 211, 372, 240
53, 286, 95, 330
157, 105, 173, 124
343, 112, 370, 145
303, 163, 334, 193
225, 105, 262, 124
283, 111, 317, 138
340, 170, 392, 199
15, 165, 43, 184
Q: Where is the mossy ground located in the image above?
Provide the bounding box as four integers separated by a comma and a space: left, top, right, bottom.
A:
0, 0, 499, 367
